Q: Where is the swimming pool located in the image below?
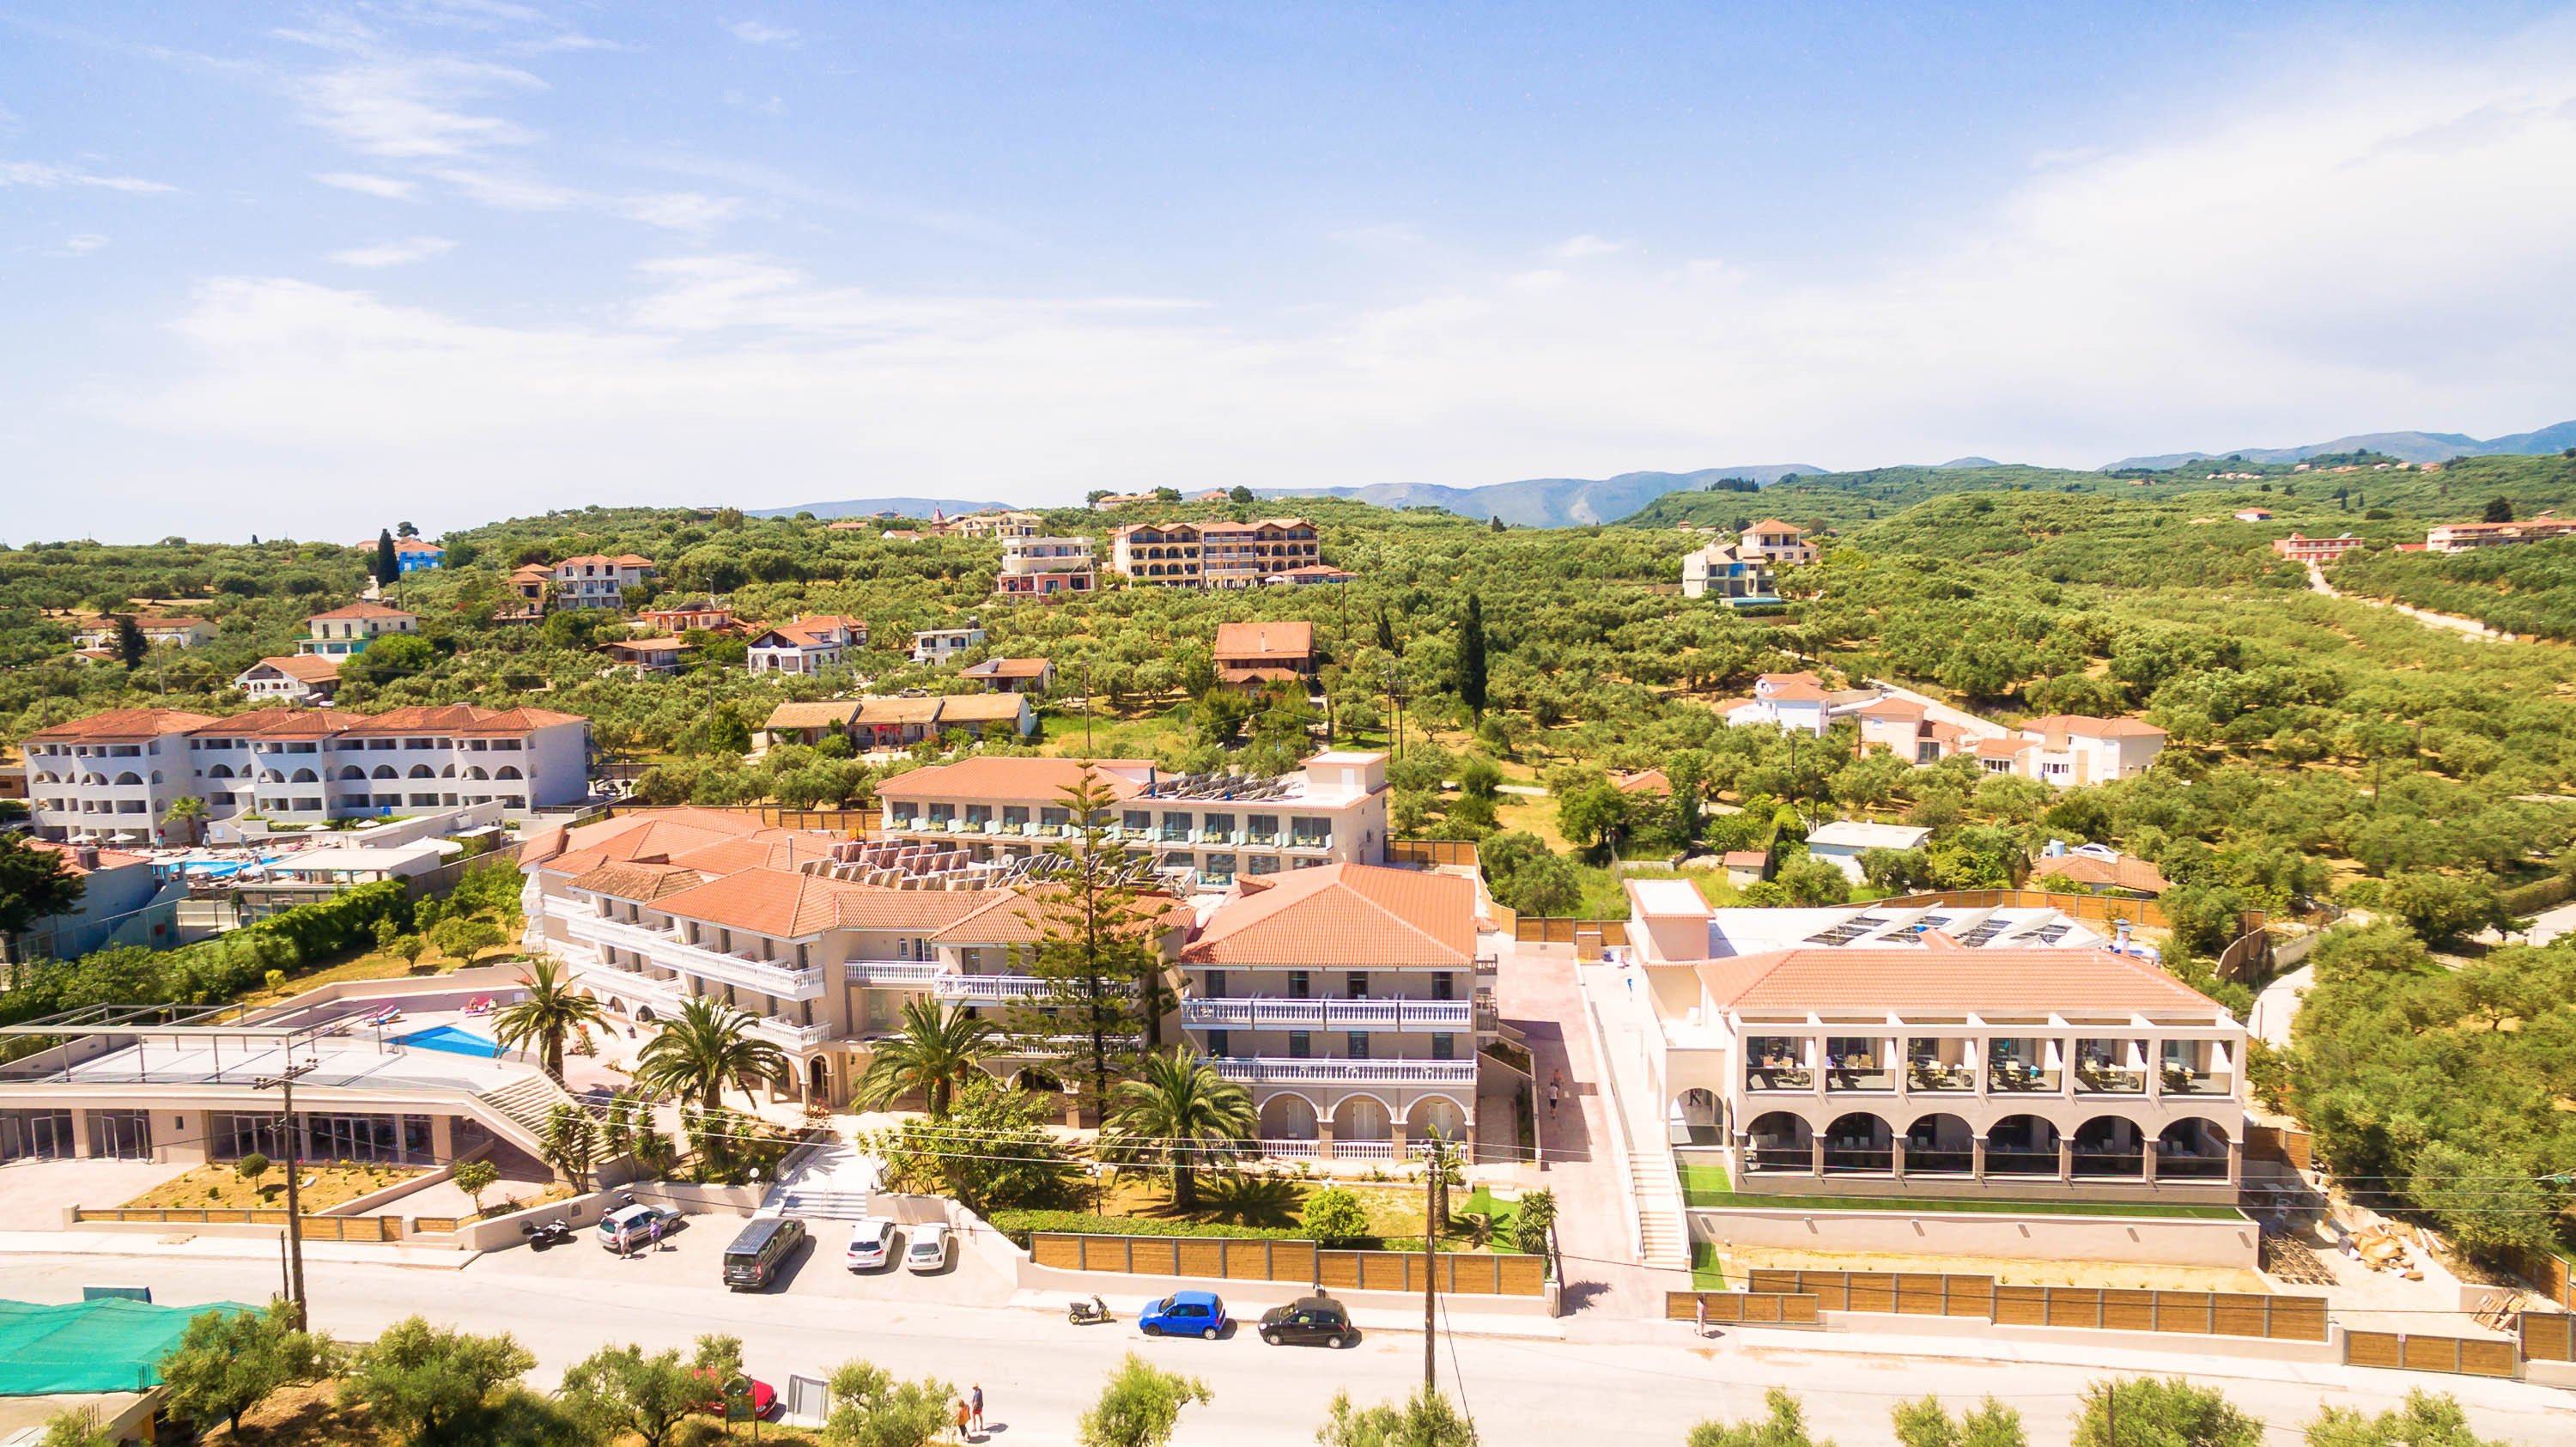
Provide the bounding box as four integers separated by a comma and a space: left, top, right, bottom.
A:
392, 1024, 506, 1059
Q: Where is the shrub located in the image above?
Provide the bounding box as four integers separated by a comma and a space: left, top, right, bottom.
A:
1300, 1187, 1370, 1246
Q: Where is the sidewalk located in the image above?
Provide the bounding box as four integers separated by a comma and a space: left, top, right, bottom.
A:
0, 1230, 479, 1272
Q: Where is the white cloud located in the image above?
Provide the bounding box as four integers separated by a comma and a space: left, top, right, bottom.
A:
290, 52, 544, 158
314, 171, 421, 200
1550, 234, 1625, 259
327, 236, 456, 268
727, 21, 799, 45
1, 160, 176, 192
29, 20, 2576, 541
42, 234, 110, 258
617, 192, 744, 232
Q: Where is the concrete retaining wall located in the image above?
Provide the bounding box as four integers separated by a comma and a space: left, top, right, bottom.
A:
1688, 1205, 2260, 1269
1815, 1309, 2342, 1365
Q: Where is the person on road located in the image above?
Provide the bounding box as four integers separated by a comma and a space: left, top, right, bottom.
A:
1695, 1294, 1708, 1338
1547, 1072, 1563, 1117
649, 1217, 665, 1253
954, 1395, 973, 1440
969, 1383, 985, 1433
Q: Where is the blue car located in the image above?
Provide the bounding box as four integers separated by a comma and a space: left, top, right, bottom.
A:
1138, 1290, 1228, 1340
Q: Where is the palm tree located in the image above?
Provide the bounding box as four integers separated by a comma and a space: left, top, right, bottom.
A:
853, 998, 1005, 1119
160, 795, 208, 846
1104, 1047, 1255, 1211
633, 996, 789, 1113
489, 958, 606, 1082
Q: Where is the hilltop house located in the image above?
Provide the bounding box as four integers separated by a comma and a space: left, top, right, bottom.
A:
2269, 533, 2363, 564
959, 657, 1057, 693
234, 654, 343, 704
1802, 821, 1933, 882
72, 617, 216, 651
1212, 621, 1318, 690
748, 616, 867, 676
1680, 539, 1778, 603
1972, 716, 2167, 788
637, 601, 737, 634
552, 554, 654, 611
602, 636, 691, 675
911, 623, 987, 666
295, 602, 417, 658
2424, 515, 2576, 552
1741, 520, 1819, 566
994, 536, 1097, 601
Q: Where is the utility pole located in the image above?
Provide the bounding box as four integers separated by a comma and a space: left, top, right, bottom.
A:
254, 1058, 317, 1326
1082, 662, 1093, 757
1422, 1143, 1439, 1398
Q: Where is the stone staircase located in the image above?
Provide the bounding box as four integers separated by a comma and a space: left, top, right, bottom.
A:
769, 1188, 874, 1222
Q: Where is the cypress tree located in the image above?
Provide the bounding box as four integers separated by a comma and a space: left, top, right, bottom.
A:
113, 615, 148, 670
374, 530, 399, 587
1375, 605, 1396, 654
1458, 593, 1488, 715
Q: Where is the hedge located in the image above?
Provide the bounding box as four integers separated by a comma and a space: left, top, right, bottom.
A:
1, 879, 413, 1028
984, 1209, 1474, 1255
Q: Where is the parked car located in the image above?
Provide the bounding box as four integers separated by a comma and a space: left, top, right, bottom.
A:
690, 1370, 777, 1420
721, 1216, 807, 1290
1257, 1295, 1355, 1348
904, 1221, 952, 1274
1139, 1290, 1228, 1340
847, 1217, 898, 1271
595, 1202, 681, 1252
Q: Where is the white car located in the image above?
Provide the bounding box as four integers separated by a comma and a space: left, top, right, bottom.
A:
904, 1222, 952, 1274
846, 1217, 898, 1271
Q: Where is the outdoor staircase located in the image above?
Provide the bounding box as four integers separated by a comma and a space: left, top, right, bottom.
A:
473, 1074, 588, 1151
769, 1188, 874, 1221
1630, 1149, 1691, 1271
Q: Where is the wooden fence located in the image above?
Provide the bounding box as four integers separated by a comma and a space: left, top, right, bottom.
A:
1991, 1286, 2327, 1342
2245, 1124, 2312, 1171
1664, 1292, 1822, 1326
409, 1216, 464, 1236
1746, 1269, 1996, 1318
1028, 1233, 1549, 1298
2497, 1246, 2575, 1311
1388, 839, 1480, 867
2343, 1331, 2519, 1377
2521, 1312, 2575, 1362
73, 1207, 400, 1243
1738, 1270, 2325, 1341
1509, 915, 1631, 947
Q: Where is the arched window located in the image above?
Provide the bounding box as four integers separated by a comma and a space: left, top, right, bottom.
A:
372, 765, 398, 780
290, 768, 319, 783
495, 765, 523, 780
408, 764, 435, 779
113, 771, 143, 786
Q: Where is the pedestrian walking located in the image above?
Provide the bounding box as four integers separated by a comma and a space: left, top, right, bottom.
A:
649, 1217, 665, 1253
970, 1383, 985, 1433
1695, 1293, 1708, 1338
1547, 1071, 1563, 1117
954, 1395, 973, 1440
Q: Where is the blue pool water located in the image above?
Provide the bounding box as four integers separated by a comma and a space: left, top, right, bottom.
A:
392, 1024, 505, 1058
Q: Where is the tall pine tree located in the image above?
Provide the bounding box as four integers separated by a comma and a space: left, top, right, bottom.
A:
112, 614, 148, 670
374, 529, 400, 587
1457, 593, 1488, 715
1375, 605, 1396, 654
1007, 766, 1172, 1122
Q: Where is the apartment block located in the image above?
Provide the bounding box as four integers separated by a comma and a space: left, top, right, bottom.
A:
1177, 864, 1494, 1161
21, 704, 591, 845
911, 623, 986, 665
1109, 522, 1205, 586
876, 751, 1388, 885
747, 615, 866, 675
1972, 715, 2167, 787
1109, 518, 1322, 587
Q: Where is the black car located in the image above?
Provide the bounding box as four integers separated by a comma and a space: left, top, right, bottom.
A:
1258, 1295, 1355, 1348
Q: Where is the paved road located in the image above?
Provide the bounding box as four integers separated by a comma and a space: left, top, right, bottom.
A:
2, 1249, 2564, 1445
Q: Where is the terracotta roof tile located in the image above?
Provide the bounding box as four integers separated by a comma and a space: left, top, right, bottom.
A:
568, 860, 707, 902
2025, 714, 2167, 739
24, 708, 220, 743
1212, 621, 1314, 661
879, 757, 1151, 803
1182, 863, 1476, 968
306, 602, 416, 622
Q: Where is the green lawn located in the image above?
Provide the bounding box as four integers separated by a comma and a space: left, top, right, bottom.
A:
1676, 1164, 2245, 1221
1691, 1240, 1728, 1290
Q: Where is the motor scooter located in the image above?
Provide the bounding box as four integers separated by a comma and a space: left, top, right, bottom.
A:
521, 1219, 574, 1250
1066, 1295, 1113, 1326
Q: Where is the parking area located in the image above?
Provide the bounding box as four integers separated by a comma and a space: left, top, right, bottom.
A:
479, 1207, 1020, 1310
0, 1158, 195, 1219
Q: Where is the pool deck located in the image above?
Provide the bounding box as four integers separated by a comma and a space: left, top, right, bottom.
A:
24, 1030, 538, 1097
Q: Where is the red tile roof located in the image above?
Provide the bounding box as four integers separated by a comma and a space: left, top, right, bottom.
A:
1212, 620, 1315, 662
1182, 863, 1476, 968
245, 655, 343, 684
2025, 714, 2166, 739
24, 708, 221, 743
1696, 945, 2220, 1014
961, 657, 1053, 678
27, 839, 152, 874
2033, 853, 2171, 894
1612, 769, 1672, 796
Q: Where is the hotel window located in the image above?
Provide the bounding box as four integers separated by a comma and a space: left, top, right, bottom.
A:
1288, 1031, 1311, 1059
1288, 970, 1309, 999
1345, 971, 1367, 998
1207, 1030, 1230, 1058
1205, 970, 1226, 997
1431, 1034, 1455, 1061
1431, 972, 1454, 1001
1347, 1031, 1370, 1060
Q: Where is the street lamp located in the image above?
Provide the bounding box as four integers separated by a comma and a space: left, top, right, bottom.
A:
252, 1059, 318, 1326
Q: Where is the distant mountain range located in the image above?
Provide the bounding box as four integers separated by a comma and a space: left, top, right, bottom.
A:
750, 496, 1014, 520
2108, 421, 2576, 471
1254, 465, 1825, 529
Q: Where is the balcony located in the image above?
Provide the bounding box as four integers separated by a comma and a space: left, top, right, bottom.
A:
933, 974, 1056, 1004
562, 913, 825, 1002
567, 956, 690, 1013
1211, 1057, 1477, 1087
845, 960, 945, 987
1904, 1061, 1976, 1092
751, 1015, 835, 1050
1181, 997, 1474, 1034
2160, 1067, 2233, 1097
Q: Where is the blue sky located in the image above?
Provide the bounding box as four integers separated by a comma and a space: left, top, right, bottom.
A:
6, 2, 2575, 542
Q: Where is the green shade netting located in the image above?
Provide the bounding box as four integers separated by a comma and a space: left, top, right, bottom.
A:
0, 1298, 256, 1395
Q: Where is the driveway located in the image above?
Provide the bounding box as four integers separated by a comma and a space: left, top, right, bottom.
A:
0, 1158, 195, 1220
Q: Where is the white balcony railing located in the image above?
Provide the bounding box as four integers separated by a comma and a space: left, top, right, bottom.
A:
933, 974, 1055, 1004
1212, 1057, 1477, 1086
752, 1015, 836, 1049
562, 914, 826, 1002
1180, 997, 1474, 1033
845, 960, 945, 987
567, 956, 690, 1012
